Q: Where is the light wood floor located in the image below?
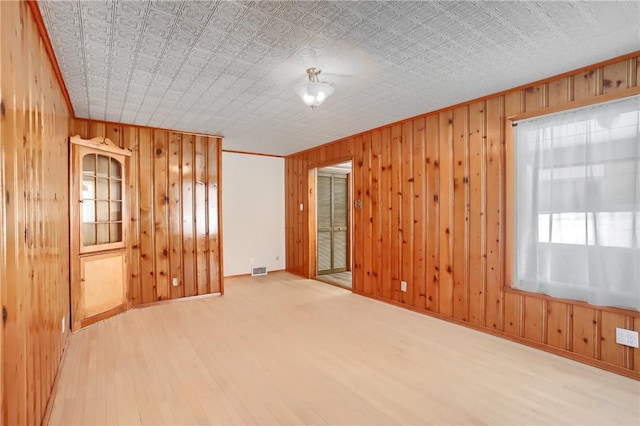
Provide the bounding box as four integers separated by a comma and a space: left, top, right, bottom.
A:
48, 272, 639, 425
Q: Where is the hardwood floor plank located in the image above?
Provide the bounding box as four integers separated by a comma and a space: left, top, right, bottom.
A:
47, 272, 640, 425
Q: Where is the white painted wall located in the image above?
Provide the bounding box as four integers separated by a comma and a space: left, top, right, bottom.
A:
222, 152, 285, 276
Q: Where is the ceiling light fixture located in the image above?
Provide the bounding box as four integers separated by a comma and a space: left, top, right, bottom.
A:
295, 67, 334, 109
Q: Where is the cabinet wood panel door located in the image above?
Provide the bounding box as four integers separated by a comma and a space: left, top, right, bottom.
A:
80, 252, 127, 321
70, 136, 131, 330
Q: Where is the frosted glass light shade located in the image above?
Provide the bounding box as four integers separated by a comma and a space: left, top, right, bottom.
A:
294, 82, 334, 109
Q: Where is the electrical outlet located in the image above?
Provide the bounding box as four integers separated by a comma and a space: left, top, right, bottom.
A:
400, 281, 407, 292
172, 277, 179, 287
616, 328, 639, 348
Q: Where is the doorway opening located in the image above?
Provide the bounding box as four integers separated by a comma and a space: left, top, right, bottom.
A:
314, 161, 352, 289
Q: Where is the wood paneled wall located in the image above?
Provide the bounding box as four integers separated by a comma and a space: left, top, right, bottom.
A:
285, 53, 640, 379
72, 119, 223, 305
1, 1, 72, 424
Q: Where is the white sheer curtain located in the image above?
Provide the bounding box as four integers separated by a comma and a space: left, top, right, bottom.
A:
515, 95, 640, 311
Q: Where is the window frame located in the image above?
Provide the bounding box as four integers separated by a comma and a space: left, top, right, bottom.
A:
505, 87, 640, 308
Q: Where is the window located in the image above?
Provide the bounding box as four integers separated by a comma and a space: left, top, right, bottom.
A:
81, 153, 124, 248
514, 95, 639, 311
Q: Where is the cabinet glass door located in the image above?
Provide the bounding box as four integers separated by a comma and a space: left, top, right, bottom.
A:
81, 153, 123, 250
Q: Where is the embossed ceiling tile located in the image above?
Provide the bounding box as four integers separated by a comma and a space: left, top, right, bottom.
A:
173, 26, 203, 46
181, 1, 216, 24
39, 0, 640, 155
215, 1, 244, 19
301, 14, 329, 33
277, 4, 307, 24
146, 10, 174, 38
81, 1, 114, 21
140, 34, 166, 53
198, 27, 226, 47
136, 57, 157, 73
232, 24, 258, 41
265, 17, 292, 37
315, 2, 342, 20
150, 0, 181, 15
352, 0, 384, 16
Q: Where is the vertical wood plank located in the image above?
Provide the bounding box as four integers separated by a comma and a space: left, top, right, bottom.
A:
153, 131, 170, 301
546, 301, 568, 350
504, 293, 522, 336
88, 121, 105, 140
602, 60, 629, 94
634, 317, 640, 373
138, 128, 155, 303
452, 106, 468, 321
371, 130, 383, 297
572, 69, 598, 101
484, 96, 503, 330
105, 124, 123, 148
425, 115, 439, 312
124, 126, 141, 305
390, 124, 402, 302
380, 129, 392, 300
412, 118, 426, 309
207, 137, 221, 293
181, 135, 196, 297
600, 312, 626, 368
362, 133, 373, 296
524, 84, 545, 113
168, 132, 183, 299
401, 120, 414, 305
307, 164, 315, 279
194, 136, 208, 295
524, 297, 544, 343
72, 119, 89, 138
352, 136, 364, 293
438, 111, 454, 317
467, 101, 485, 326
547, 78, 569, 107
572, 306, 597, 358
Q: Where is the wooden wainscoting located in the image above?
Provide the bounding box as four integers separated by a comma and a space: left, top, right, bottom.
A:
1, 1, 72, 424
72, 119, 223, 305
285, 52, 640, 378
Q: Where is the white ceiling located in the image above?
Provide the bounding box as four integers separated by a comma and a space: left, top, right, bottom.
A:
39, 1, 640, 156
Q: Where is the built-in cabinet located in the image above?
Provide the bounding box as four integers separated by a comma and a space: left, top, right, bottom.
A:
69, 136, 131, 331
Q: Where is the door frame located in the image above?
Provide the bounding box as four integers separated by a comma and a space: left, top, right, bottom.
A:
307, 159, 353, 280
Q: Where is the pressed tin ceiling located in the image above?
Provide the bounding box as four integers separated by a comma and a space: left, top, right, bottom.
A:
38, 1, 640, 156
